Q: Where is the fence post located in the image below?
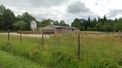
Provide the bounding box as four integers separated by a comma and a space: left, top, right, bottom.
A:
7, 29, 10, 41
20, 31, 22, 44
78, 32, 80, 61
42, 32, 44, 49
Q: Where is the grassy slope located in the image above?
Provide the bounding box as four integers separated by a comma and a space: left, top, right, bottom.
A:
0, 33, 122, 68
0, 50, 43, 68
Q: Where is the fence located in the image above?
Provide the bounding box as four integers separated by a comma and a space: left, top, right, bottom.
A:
5, 32, 81, 60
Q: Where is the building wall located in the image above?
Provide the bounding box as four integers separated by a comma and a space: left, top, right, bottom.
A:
38, 28, 42, 34
56, 28, 80, 34
42, 29, 55, 34
64, 29, 80, 34
55, 29, 64, 34
33, 25, 80, 34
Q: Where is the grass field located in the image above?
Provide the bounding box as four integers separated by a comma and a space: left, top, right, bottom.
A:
0, 32, 122, 68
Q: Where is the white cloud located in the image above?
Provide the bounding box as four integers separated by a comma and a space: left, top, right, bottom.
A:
107, 9, 122, 18
67, 1, 90, 14
0, 0, 122, 25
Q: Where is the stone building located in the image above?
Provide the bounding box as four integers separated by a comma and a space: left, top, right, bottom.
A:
38, 25, 80, 34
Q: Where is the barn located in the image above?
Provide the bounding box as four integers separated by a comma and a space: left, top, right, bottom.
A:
40, 25, 80, 34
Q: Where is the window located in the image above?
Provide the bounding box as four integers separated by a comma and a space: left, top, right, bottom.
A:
72, 29, 74, 31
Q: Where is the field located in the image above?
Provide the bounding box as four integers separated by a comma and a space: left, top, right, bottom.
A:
0, 32, 122, 68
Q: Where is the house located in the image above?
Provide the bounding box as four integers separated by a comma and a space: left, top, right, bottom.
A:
39, 25, 80, 34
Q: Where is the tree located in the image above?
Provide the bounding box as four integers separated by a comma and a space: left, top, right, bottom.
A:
3, 9, 16, 30
72, 18, 83, 30
87, 27, 91, 31
0, 5, 16, 30
113, 18, 122, 32
59, 20, 69, 26
13, 21, 26, 30
53, 20, 59, 25
0, 5, 6, 30
94, 22, 102, 31
103, 15, 107, 22
13, 21, 26, 44
21, 12, 36, 30
37, 19, 53, 27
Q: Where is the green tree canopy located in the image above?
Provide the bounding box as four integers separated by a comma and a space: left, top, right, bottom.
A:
113, 18, 122, 32
13, 21, 26, 30
0, 5, 16, 30
20, 12, 36, 30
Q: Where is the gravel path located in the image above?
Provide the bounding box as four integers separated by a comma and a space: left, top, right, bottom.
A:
0, 33, 50, 38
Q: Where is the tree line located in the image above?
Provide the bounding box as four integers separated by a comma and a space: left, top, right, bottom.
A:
71, 16, 122, 32
0, 5, 122, 32
0, 5, 69, 31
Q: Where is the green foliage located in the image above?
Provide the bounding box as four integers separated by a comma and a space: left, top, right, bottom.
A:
71, 18, 83, 30
59, 20, 69, 26
37, 19, 69, 27
20, 12, 36, 30
71, 16, 122, 32
113, 18, 122, 32
13, 21, 26, 30
0, 5, 16, 30
37, 19, 53, 27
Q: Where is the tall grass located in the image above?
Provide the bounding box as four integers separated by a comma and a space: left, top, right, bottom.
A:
0, 50, 43, 68
0, 33, 122, 68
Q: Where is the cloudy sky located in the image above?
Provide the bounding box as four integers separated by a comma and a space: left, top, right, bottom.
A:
0, 0, 122, 25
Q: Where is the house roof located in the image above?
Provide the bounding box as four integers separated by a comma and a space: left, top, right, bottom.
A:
65, 26, 79, 30
43, 25, 55, 29
51, 25, 63, 29
50, 25, 79, 30
42, 25, 80, 30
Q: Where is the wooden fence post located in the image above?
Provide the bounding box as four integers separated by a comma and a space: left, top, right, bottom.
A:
42, 32, 44, 49
78, 32, 80, 61
20, 31, 22, 44
7, 29, 10, 41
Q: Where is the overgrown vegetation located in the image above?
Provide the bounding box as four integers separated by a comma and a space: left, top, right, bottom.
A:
72, 16, 122, 31
0, 50, 43, 68
0, 32, 122, 68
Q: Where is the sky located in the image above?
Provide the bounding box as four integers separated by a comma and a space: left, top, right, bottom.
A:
0, 0, 122, 25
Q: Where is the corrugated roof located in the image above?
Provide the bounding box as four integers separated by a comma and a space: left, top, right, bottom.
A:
51, 25, 79, 29
43, 25, 55, 29
64, 26, 79, 29
52, 25, 63, 28
43, 25, 80, 30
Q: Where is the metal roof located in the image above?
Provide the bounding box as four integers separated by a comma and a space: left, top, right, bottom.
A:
64, 26, 79, 29
52, 25, 63, 28
50, 25, 79, 29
